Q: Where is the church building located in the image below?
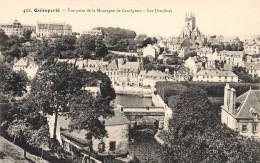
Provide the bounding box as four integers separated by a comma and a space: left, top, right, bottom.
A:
179, 13, 203, 41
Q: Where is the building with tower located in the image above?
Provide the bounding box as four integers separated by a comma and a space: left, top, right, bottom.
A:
179, 13, 203, 41
0, 20, 36, 36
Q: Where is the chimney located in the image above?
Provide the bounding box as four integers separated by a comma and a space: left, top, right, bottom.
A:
229, 88, 236, 114
224, 83, 230, 109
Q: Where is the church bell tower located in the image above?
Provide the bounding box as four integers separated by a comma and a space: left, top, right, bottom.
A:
185, 12, 196, 31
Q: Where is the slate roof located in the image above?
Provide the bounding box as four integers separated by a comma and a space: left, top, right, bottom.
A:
140, 70, 167, 77
14, 58, 29, 67
119, 62, 139, 72
220, 50, 244, 58
104, 110, 130, 126
194, 69, 237, 77
244, 41, 260, 46
61, 129, 91, 146
197, 47, 212, 54
244, 62, 260, 70
107, 59, 118, 69
234, 90, 260, 119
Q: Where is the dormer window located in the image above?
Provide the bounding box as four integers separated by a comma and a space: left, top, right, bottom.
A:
250, 107, 258, 118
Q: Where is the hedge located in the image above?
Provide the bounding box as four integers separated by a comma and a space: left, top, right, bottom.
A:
155, 81, 259, 104
182, 82, 259, 97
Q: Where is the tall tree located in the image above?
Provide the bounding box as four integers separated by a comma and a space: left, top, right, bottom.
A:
31, 61, 86, 140
68, 91, 114, 139
22, 30, 32, 41
163, 87, 260, 162
31, 59, 115, 141
0, 62, 29, 96
95, 37, 108, 59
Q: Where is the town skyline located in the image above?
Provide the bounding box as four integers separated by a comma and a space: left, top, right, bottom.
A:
0, 0, 260, 37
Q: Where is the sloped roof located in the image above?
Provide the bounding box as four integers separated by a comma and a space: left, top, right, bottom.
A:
146, 70, 167, 77
244, 41, 260, 46
107, 59, 118, 69
14, 58, 28, 66
139, 70, 146, 76
194, 69, 238, 77
105, 110, 130, 126
88, 59, 100, 65
220, 50, 244, 58
119, 62, 139, 72
244, 62, 260, 70
197, 47, 212, 54
234, 90, 260, 119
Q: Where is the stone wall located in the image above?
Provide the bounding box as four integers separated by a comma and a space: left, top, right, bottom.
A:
152, 94, 173, 130
92, 124, 129, 156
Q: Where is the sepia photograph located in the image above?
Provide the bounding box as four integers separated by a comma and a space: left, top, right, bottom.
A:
0, 0, 260, 162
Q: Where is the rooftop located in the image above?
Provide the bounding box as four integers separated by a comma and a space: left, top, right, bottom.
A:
107, 59, 118, 69
234, 89, 260, 119
194, 69, 237, 77
104, 110, 130, 126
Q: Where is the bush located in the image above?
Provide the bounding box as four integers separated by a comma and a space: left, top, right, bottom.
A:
155, 82, 187, 104
182, 82, 259, 97
155, 81, 259, 105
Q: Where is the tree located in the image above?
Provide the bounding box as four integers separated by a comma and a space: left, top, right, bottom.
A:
95, 37, 108, 58
31, 60, 115, 142
232, 66, 254, 83
94, 27, 136, 48
144, 63, 156, 71
162, 87, 260, 162
0, 62, 29, 96
141, 37, 153, 47
77, 34, 96, 59
135, 34, 147, 45
31, 61, 86, 140
22, 30, 32, 41
68, 91, 114, 139
0, 29, 9, 47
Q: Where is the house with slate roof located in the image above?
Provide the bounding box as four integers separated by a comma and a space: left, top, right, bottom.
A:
138, 70, 170, 88
244, 62, 260, 78
221, 84, 260, 139
13, 57, 39, 80
118, 61, 140, 87
104, 59, 119, 85
193, 69, 238, 82
48, 108, 130, 162
244, 40, 260, 55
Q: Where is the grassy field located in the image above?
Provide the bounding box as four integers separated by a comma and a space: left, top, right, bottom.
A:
0, 136, 48, 163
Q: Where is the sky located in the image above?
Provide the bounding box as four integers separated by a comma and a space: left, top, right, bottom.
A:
0, 0, 259, 37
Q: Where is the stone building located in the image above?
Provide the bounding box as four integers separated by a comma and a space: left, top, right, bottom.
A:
13, 57, 38, 80
118, 59, 140, 87
193, 69, 238, 82
179, 13, 203, 41
138, 70, 169, 88
142, 44, 156, 59
56, 110, 130, 162
244, 40, 260, 55
219, 50, 244, 67
244, 62, 260, 78
92, 110, 130, 157
82, 29, 102, 36
36, 22, 72, 37
104, 59, 119, 85
221, 84, 260, 140
0, 20, 36, 36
